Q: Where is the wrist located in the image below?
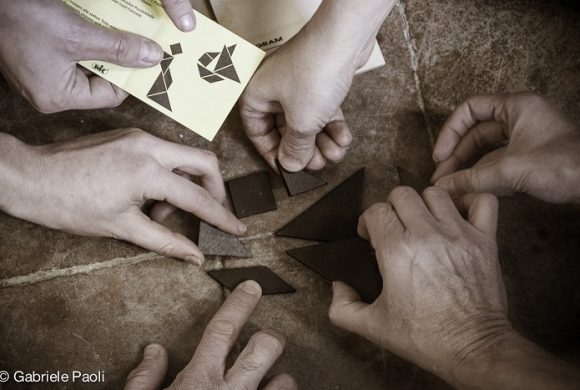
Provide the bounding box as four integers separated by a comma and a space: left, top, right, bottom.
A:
302, 0, 395, 72
448, 330, 580, 389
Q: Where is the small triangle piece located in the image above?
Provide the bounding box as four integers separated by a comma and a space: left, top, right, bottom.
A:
276, 159, 326, 197
397, 166, 431, 193
197, 222, 251, 258
228, 44, 237, 55
208, 266, 296, 295
147, 73, 167, 95
276, 168, 365, 242
147, 92, 172, 111
198, 64, 213, 77
216, 65, 240, 83
161, 57, 174, 73
287, 238, 381, 303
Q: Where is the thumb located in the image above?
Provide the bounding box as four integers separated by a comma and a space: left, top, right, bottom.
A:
278, 129, 317, 172
124, 344, 169, 390
74, 22, 163, 68
435, 162, 511, 197
329, 281, 371, 336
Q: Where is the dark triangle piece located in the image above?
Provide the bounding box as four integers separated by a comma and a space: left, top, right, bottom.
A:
164, 70, 173, 89
198, 64, 213, 77
148, 92, 172, 111
197, 222, 251, 258
397, 166, 431, 193
203, 74, 224, 83
208, 266, 296, 295
215, 45, 234, 70
276, 168, 365, 242
227, 44, 237, 55
161, 57, 174, 73
276, 159, 326, 197
216, 64, 240, 83
207, 52, 220, 60
287, 238, 381, 303
147, 73, 167, 95
163, 51, 172, 60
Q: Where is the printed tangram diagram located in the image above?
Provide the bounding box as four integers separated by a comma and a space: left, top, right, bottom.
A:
197, 45, 241, 84
147, 43, 183, 111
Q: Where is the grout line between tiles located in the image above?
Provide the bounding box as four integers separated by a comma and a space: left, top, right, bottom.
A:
397, 0, 435, 148
0, 252, 164, 289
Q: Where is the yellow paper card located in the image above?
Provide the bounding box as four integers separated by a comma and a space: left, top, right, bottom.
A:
62, 0, 265, 141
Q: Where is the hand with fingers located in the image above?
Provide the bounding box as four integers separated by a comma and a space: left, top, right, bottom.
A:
124, 281, 297, 390
329, 186, 580, 389
431, 93, 580, 204
0, 129, 245, 265
239, 0, 397, 173
0, 0, 195, 113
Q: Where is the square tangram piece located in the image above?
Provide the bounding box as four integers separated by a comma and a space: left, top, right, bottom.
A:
208, 266, 295, 294
227, 172, 277, 218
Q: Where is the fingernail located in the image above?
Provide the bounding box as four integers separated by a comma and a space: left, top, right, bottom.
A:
186, 255, 204, 266
238, 221, 248, 233
179, 14, 195, 31
280, 156, 303, 172
141, 40, 163, 66
144, 344, 162, 358
241, 280, 261, 295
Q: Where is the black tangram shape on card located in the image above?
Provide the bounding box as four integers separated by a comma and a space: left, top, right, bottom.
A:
147, 43, 182, 111
287, 238, 382, 303
208, 266, 296, 294
198, 45, 240, 84
276, 168, 365, 242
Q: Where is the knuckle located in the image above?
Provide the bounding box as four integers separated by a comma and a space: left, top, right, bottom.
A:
203, 150, 220, 170
192, 187, 215, 210
205, 318, 236, 342
389, 186, 416, 200
423, 186, 450, 201
251, 331, 284, 355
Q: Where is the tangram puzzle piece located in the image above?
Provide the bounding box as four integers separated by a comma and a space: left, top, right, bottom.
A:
397, 166, 431, 193
208, 266, 295, 294
276, 168, 365, 242
197, 222, 251, 258
198, 45, 240, 84
276, 159, 326, 197
147, 43, 182, 111
286, 238, 382, 303
227, 171, 277, 218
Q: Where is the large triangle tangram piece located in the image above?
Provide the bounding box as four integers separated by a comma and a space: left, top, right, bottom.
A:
215, 45, 234, 70
397, 166, 431, 193
276, 168, 365, 242
216, 65, 240, 83
276, 159, 326, 197
147, 73, 167, 95
197, 222, 251, 258
208, 266, 296, 295
286, 238, 382, 303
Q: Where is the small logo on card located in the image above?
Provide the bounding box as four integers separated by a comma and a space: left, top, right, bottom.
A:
197, 45, 240, 84
92, 63, 109, 75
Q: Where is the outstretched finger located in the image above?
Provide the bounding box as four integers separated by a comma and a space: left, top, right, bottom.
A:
329, 281, 373, 336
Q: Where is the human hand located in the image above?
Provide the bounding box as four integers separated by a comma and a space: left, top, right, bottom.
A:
160, 0, 196, 32
431, 93, 580, 204
124, 281, 297, 390
0, 0, 193, 113
0, 129, 246, 264
329, 186, 511, 386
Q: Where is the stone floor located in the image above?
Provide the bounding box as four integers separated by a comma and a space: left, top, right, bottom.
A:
0, 1, 579, 389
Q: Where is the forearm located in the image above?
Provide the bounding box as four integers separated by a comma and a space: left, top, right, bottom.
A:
448, 331, 580, 389
303, 0, 395, 69
0, 132, 32, 215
